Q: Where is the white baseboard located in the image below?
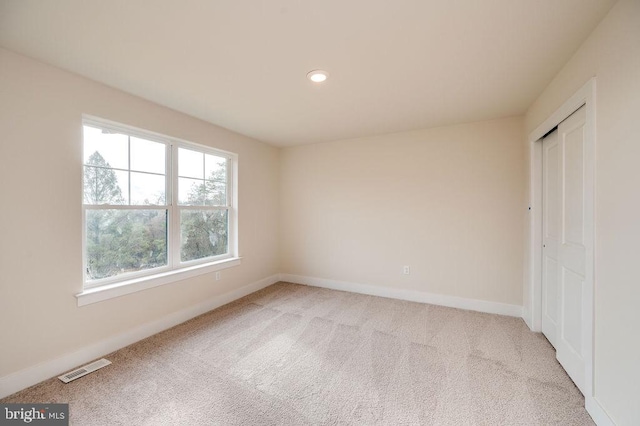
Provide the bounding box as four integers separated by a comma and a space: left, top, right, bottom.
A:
0, 274, 279, 400
280, 274, 523, 317
522, 307, 533, 330
2, 272, 616, 426
586, 396, 616, 426
3, 272, 616, 425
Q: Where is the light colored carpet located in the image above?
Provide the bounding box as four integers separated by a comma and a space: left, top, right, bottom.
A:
2, 282, 593, 425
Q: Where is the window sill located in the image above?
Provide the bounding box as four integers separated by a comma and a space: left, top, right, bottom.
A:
76, 257, 242, 306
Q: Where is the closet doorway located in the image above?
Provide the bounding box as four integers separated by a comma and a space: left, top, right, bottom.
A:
528, 78, 595, 399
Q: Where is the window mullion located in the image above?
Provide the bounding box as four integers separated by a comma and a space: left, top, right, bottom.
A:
177, 205, 227, 211
228, 158, 235, 257
127, 135, 132, 205
171, 143, 181, 268
166, 141, 173, 270
226, 158, 231, 208
202, 153, 206, 205
83, 204, 168, 210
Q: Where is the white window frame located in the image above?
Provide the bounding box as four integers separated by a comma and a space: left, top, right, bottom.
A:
77, 116, 240, 306
171, 142, 235, 269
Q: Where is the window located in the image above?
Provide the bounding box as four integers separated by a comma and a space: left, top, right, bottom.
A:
82, 117, 237, 292
177, 147, 230, 262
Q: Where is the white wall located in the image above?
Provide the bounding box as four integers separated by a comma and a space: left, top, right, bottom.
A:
524, 0, 640, 423
0, 48, 280, 378
280, 117, 525, 306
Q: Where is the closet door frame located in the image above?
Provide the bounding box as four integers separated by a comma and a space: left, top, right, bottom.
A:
525, 78, 596, 404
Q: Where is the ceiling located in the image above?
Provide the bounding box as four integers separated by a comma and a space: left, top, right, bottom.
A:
0, 0, 615, 146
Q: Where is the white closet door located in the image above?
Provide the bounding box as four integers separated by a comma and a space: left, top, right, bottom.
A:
542, 129, 560, 348
555, 105, 588, 394
542, 105, 588, 394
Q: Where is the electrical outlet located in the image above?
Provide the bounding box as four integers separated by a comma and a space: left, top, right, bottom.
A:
215, 271, 221, 281
403, 265, 410, 275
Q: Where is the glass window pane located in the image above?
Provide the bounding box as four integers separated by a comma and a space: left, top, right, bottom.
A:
180, 209, 228, 262
205, 154, 227, 181
84, 166, 128, 205
131, 172, 166, 205
178, 148, 204, 179
130, 137, 165, 174
204, 181, 227, 206
83, 125, 128, 170
85, 209, 167, 280
179, 177, 204, 205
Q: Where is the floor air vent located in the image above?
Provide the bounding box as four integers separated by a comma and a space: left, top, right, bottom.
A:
58, 358, 112, 383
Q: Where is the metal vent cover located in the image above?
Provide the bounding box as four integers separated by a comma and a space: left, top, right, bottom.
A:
58, 358, 111, 383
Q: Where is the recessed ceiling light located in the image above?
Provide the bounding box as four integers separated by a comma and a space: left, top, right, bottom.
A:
307, 70, 329, 83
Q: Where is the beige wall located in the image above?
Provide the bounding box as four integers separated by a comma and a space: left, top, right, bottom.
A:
0, 48, 280, 377
524, 0, 640, 423
280, 117, 525, 306
3, 2, 638, 421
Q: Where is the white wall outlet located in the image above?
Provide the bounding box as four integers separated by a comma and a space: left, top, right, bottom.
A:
403, 265, 410, 275
215, 271, 221, 280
